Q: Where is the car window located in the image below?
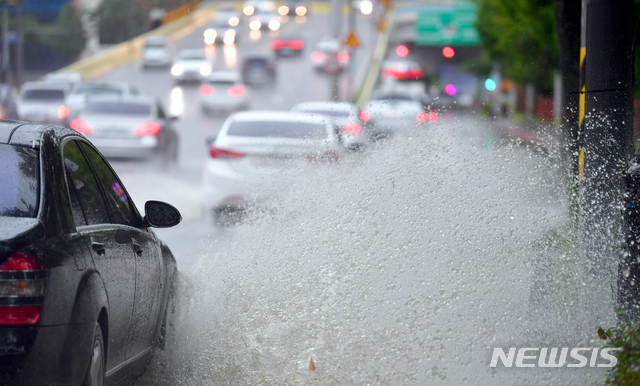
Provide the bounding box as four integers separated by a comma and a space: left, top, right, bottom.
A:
84, 101, 151, 115
157, 103, 166, 119
226, 120, 328, 139
0, 144, 39, 218
22, 89, 65, 100
77, 86, 123, 96
79, 142, 136, 227
63, 141, 109, 226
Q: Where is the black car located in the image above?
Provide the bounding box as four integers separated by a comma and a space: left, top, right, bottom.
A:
0, 120, 181, 385
241, 55, 276, 85
271, 35, 305, 57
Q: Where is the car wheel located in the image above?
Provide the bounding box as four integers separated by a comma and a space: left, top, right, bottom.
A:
82, 323, 105, 386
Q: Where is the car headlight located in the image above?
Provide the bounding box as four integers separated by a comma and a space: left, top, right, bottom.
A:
223, 34, 235, 45
243, 5, 254, 15
171, 65, 184, 76
278, 5, 289, 15
295, 5, 307, 16
250, 20, 261, 30
200, 65, 212, 76
229, 16, 239, 26
268, 20, 280, 30
226, 29, 236, 37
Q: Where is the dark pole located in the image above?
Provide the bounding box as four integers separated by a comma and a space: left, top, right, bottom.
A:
579, 0, 635, 319
14, 0, 23, 87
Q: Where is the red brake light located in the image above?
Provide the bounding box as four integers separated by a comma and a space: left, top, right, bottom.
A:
228, 85, 245, 97
343, 122, 362, 134
199, 84, 215, 96
417, 110, 438, 123
133, 121, 161, 137
0, 306, 42, 325
311, 51, 325, 62
271, 40, 285, 50
359, 110, 371, 122
69, 119, 94, 135
209, 146, 245, 159
416, 111, 427, 123
0, 252, 47, 271
58, 105, 70, 119
337, 51, 349, 63
289, 40, 304, 50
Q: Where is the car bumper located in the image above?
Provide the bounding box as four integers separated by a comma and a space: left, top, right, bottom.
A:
201, 96, 248, 111
0, 323, 93, 385
143, 58, 170, 67
87, 136, 160, 159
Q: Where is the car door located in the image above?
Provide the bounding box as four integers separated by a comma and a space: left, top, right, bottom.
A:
61, 140, 136, 372
78, 142, 164, 359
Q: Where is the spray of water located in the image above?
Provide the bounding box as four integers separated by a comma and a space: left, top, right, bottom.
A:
137, 114, 615, 385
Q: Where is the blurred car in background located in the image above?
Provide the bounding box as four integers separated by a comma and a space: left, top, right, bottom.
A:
200, 72, 249, 113
243, 0, 275, 16
142, 36, 171, 68
69, 95, 179, 162
65, 81, 140, 124
291, 101, 368, 150
203, 111, 343, 222
204, 20, 238, 45
0, 84, 18, 120
361, 90, 437, 139
241, 54, 276, 85
171, 49, 212, 83
216, 3, 241, 26
311, 36, 350, 72
42, 72, 82, 92
16, 81, 72, 124
0, 120, 180, 385
271, 34, 304, 56
381, 59, 425, 80
249, 6, 281, 30
278, 1, 309, 16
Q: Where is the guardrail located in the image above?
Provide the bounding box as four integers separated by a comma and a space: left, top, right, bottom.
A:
58, 3, 217, 80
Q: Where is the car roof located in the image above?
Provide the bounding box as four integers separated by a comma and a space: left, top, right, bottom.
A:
230, 110, 331, 124
21, 81, 72, 92
0, 119, 81, 146
83, 94, 155, 104
176, 49, 207, 57
76, 81, 129, 90
292, 101, 356, 112
206, 71, 242, 82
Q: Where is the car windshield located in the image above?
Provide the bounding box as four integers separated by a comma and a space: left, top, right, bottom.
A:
179, 52, 206, 60
299, 109, 350, 118
0, 144, 39, 218
22, 89, 65, 100
84, 101, 151, 115
227, 120, 327, 139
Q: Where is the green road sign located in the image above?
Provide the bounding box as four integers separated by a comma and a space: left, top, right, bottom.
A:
415, 1, 480, 46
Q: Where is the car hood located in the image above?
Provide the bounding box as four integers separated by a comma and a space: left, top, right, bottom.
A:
0, 217, 44, 261
174, 60, 210, 70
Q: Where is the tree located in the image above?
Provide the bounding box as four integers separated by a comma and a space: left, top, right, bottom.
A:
93, 0, 145, 44
39, 4, 86, 60
475, 0, 558, 93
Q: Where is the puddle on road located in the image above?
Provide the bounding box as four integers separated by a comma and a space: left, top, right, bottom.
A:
136, 115, 615, 385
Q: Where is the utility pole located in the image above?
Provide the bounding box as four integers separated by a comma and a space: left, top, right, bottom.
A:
14, 0, 23, 87
579, 0, 635, 320
2, 9, 9, 84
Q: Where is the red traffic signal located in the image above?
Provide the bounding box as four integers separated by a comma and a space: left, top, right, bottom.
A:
442, 46, 455, 58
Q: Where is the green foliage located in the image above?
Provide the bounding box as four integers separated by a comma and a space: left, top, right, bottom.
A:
599, 325, 640, 385
39, 4, 86, 59
475, 0, 559, 92
92, 0, 145, 44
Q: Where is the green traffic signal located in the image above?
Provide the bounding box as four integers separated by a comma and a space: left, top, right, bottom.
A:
485, 78, 496, 91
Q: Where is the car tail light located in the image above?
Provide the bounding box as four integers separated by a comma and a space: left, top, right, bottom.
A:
134, 121, 161, 137
0, 252, 47, 325
359, 110, 371, 122
337, 51, 349, 63
228, 85, 246, 97
271, 40, 285, 50
289, 40, 304, 50
58, 105, 70, 119
199, 84, 215, 96
343, 122, 362, 134
209, 146, 245, 159
311, 51, 325, 62
416, 109, 438, 123
69, 119, 95, 135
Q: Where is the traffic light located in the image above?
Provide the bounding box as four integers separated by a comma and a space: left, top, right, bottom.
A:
396, 45, 409, 58
442, 46, 455, 58
484, 78, 496, 91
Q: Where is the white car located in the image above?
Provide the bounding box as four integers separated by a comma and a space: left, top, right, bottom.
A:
249, 8, 281, 30
310, 36, 350, 71
42, 72, 82, 92
142, 36, 171, 68
171, 49, 212, 83
200, 72, 249, 113
16, 81, 73, 124
64, 81, 140, 124
202, 111, 343, 219
361, 90, 436, 139
291, 101, 369, 150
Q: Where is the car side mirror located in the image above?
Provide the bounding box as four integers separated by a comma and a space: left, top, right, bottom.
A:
205, 136, 216, 147
142, 200, 182, 228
